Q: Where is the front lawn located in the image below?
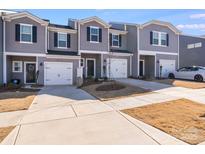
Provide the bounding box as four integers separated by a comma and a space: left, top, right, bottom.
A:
150, 79, 205, 89
0, 126, 15, 143
81, 81, 151, 101
0, 88, 39, 113
122, 99, 205, 145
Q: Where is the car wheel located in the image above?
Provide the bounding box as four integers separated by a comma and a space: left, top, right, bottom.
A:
168, 73, 175, 79
194, 74, 203, 82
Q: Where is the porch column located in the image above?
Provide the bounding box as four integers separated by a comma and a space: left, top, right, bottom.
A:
101, 54, 103, 77
3, 54, 7, 84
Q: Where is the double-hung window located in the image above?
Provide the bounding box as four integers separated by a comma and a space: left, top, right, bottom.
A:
112, 34, 119, 47
152, 32, 159, 45
152, 31, 168, 46
58, 33, 67, 48
12, 61, 22, 73
20, 24, 32, 43
90, 27, 99, 42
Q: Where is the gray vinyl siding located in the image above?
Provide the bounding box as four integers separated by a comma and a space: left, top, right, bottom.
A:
37, 57, 79, 85
79, 21, 109, 51
6, 56, 36, 84
139, 24, 178, 53
179, 35, 205, 67
110, 34, 127, 51
5, 17, 46, 53
0, 17, 3, 84
48, 30, 78, 52
126, 25, 138, 77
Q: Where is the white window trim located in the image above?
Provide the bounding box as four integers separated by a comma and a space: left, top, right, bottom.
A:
90, 26, 100, 43
57, 32, 67, 49
12, 61, 22, 73
152, 31, 167, 47
80, 58, 85, 67
20, 23, 33, 44
112, 34, 120, 47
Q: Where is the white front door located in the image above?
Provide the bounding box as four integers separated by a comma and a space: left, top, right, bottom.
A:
44, 62, 73, 85
159, 59, 176, 78
108, 58, 127, 78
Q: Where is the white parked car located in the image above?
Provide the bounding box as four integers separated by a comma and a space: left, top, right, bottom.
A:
168, 66, 205, 82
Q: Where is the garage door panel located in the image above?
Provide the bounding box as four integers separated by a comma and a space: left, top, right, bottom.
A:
44, 62, 73, 85
109, 58, 128, 78
159, 59, 175, 78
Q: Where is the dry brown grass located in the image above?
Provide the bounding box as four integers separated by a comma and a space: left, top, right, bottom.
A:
122, 99, 205, 144
0, 126, 15, 143
0, 89, 38, 113
82, 81, 151, 101
152, 79, 205, 89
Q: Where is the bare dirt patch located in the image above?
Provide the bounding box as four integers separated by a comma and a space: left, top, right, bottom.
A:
151, 79, 205, 89
82, 81, 151, 101
0, 126, 15, 143
122, 99, 205, 145
0, 89, 38, 113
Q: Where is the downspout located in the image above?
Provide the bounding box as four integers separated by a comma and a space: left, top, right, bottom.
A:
2, 17, 7, 85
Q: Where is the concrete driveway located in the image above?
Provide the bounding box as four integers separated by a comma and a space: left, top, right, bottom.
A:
3, 79, 203, 145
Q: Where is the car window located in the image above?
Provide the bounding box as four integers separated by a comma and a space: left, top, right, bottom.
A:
190, 67, 199, 71
178, 67, 190, 72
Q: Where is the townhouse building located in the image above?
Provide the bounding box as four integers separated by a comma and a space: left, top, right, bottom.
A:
0, 10, 186, 86
179, 35, 205, 67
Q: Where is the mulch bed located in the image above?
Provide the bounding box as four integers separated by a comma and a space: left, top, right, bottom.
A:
0, 126, 15, 143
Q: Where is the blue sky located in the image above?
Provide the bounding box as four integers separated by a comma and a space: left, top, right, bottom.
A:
17, 9, 205, 35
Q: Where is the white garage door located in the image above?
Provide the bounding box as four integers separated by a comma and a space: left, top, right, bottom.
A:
108, 58, 127, 78
159, 59, 175, 78
44, 62, 73, 85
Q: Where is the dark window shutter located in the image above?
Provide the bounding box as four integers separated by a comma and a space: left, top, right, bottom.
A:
32, 26, 37, 43
87, 27, 90, 41
109, 33, 112, 46
119, 35, 122, 47
15, 24, 20, 41
150, 31, 153, 44
54, 32, 58, 47
99, 28, 102, 42
166, 34, 169, 46
67, 34, 70, 48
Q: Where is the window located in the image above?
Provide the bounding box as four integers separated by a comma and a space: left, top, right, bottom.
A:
58, 33, 67, 48
112, 34, 119, 47
195, 42, 202, 48
20, 24, 32, 43
187, 42, 202, 49
153, 32, 159, 45
161, 33, 167, 46
187, 44, 194, 49
152, 31, 168, 46
80, 58, 84, 67
12, 61, 22, 73
90, 27, 99, 42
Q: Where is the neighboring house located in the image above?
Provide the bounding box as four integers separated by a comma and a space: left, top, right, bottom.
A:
138, 20, 181, 78
0, 10, 190, 86
0, 14, 3, 85
179, 35, 205, 68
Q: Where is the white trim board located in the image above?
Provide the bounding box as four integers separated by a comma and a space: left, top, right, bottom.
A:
5, 52, 46, 57
46, 55, 81, 60
109, 52, 133, 56
79, 50, 109, 54
139, 50, 178, 56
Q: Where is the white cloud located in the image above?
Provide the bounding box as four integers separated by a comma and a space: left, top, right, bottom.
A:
190, 14, 205, 19
177, 24, 205, 30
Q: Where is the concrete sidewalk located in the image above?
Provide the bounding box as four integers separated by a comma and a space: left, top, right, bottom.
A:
2, 83, 197, 145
